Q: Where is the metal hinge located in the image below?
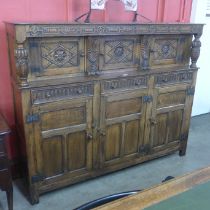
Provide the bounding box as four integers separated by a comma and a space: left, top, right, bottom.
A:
143, 95, 153, 103
31, 174, 45, 183
186, 87, 195, 96
139, 144, 151, 155
26, 114, 39, 124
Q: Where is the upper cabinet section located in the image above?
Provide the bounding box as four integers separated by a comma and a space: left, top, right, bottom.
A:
6, 23, 204, 87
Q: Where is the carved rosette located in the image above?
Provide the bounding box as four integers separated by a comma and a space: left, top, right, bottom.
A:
15, 46, 29, 86
87, 38, 100, 76
190, 34, 201, 68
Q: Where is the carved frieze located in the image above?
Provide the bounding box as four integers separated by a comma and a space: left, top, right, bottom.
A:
24, 24, 203, 39
31, 83, 94, 104
15, 46, 29, 86
155, 71, 193, 86
102, 76, 148, 92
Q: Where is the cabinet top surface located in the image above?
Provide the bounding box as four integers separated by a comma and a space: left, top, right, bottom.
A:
6, 22, 204, 42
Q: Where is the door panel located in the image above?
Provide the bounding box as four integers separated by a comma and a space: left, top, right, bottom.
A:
67, 131, 87, 171
105, 124, 121, 161
33, 98, 93, 180
42, 136, 63, 177
124, 120, 139, 155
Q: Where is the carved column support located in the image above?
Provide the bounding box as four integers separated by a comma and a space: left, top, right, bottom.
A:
190, 34, 201, 68
15, 44, 29, 86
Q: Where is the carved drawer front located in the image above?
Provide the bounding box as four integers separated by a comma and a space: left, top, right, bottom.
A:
32, 98, 93, 179
31, 82, 94, 104
28, 37, 85, 78
155, 71, 193, 86
101, 76, 148, 92
149, 35, 191, 68
93, 36, 140, 73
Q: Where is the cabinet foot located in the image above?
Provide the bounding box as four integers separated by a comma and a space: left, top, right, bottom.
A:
6, 187, 13, 210
179, 149, 186, 156
29, 186, 39, 205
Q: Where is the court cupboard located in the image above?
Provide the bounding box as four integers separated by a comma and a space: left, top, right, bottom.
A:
6, 23, 203, 204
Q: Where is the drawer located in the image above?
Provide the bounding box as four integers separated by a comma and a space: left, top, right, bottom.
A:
101, 76, 148, 93
0, 157, 8, 170
155, 71, 193, 86
31, 82, 94, 104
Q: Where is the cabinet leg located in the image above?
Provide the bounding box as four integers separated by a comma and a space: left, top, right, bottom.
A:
179, 142, 187, 156
6, 188, 13, 210
29, 186, 39, 205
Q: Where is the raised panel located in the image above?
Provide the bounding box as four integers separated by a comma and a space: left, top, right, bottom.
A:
67, 131, 86, 171
42, 136, 63, 177
124, 120, 139, 155
168, 110, 183, 142
105, 124, 121, 161
157, 90, 186, 108
99, 36, 140, 71
153, 113, 168, 147
106, 97, 142, 119
41, 107, 86, 131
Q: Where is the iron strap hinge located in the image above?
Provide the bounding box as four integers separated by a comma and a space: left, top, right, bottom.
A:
143, 95, 153, 103
186, 87, 195, 96
26, 114, 39, 124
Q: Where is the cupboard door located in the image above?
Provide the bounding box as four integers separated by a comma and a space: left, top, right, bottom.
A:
32, 98, 93, 180
98, 36, 140, 72
149, 35, 191, 68
99, 90, 147, 168
28, 37, 85, 78
150, 85, 193, 153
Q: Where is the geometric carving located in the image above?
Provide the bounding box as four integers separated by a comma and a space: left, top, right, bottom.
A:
87, 38, 100, 75
153, 39, 178, 60
41, 41, 79, 69
104, 40, 134, 64
155, 71, 193, 85
31, 83, 94, 104
102, 76, 148, 92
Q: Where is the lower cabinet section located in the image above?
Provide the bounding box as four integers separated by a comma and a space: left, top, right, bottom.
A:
28, 83, 194, 204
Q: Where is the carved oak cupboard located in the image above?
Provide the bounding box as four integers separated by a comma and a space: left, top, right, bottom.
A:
6, 23, 203, 204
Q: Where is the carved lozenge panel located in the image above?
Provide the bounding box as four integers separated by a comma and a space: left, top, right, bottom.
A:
31, 83, 94, 104
41, 41, 79, 69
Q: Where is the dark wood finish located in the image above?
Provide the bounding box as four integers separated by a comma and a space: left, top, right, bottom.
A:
6, 22, 203, 204
95, 166, 210, 210
0, 114, 13, 210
